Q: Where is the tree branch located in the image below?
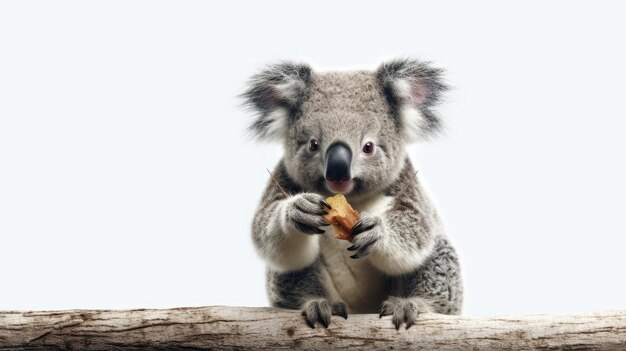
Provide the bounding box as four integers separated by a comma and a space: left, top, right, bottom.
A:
1, 306, 625, 350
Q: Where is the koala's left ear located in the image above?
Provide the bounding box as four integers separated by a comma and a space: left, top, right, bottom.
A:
377, 58, 449, 141
241, 61, 312, 141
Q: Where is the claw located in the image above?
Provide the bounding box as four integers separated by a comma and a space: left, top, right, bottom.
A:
318, 220, 330, 227
347, 245, 357, 251
379, 304, 391, 318
332, 302, 348, 319
351, 221, 376, 235
350, 220, 363, 235
358, 240, 377, 256
302, 309, 316, 329
380, 297, 428, 330
393, 315, 402, 330
302, 299, 334, 329
317, 300, 331, 328
320, 199, 332, 209
350, 254, 359, 259
404, 302, 417, 330
319, 316, 330, 328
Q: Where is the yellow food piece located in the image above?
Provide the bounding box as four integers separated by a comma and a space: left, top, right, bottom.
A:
322, 194, 360, 241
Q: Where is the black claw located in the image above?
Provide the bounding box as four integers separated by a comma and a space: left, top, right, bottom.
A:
318, 220, 330, 227
321, 199, 332, 209
379, 305, 390, 318
404, 304, 417, 329
353, 222, 376, 235
347, 245, 357, 251
302, 310, 316, 328
316, 301, 331, 328
350, 220, 363, 235
358, 240, 377, 256
393, 317, 402, 330
351, 219, 377, 235
332, 303, 348, 319
350, 254, 359, 259
406, 319, 414, 329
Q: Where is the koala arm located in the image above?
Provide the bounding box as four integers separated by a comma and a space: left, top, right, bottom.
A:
365, 161, 443, 276
251, 162, 328, 272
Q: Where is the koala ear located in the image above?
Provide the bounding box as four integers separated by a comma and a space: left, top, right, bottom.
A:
377, 58, 449, 141
241, 62, 312, 141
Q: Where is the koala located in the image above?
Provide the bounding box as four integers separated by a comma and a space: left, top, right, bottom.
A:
242, 58, 463, 330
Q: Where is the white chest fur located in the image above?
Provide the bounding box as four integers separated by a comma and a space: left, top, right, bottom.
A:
319, 195, 395, 313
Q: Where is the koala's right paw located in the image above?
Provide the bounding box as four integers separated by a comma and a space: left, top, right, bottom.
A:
284, 193, 331, 235
301, 299, 348, 328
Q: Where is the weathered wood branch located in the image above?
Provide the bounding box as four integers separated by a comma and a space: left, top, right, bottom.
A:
0, 306, 625, 350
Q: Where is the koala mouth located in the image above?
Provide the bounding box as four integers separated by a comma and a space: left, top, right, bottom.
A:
326, 179, 354, 194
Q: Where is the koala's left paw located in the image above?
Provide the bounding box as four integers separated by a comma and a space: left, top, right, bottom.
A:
379, 297, 433, 330
347, 211, 381, 259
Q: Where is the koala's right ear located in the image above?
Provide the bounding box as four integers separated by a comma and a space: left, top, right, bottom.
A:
241, 62, 312, 141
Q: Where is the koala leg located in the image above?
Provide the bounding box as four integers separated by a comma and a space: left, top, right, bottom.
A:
382, 236, 463, 329
267, 259, 348, 328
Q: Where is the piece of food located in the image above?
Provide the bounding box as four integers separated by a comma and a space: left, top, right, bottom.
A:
322, 194, 360, 241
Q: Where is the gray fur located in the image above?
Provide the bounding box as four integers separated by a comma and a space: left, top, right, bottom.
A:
284, 70, 403, 201
241, 62, 312, 140
377, 57, 449, 138
244, 58, 463, 329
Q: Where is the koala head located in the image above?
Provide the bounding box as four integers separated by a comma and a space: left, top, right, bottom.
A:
242, 58, 448, 201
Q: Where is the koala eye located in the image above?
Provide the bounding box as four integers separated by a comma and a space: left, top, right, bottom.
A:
308, 139, 320, 152
362, 141, 375, 155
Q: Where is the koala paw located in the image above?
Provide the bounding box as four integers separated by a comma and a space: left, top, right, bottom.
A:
347, 211, 381, 259
284, 193, 331, 235
379, 297, 433, 330
301, 299, 348, 328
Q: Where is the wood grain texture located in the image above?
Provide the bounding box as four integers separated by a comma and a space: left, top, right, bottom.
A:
1, 306, 625, 350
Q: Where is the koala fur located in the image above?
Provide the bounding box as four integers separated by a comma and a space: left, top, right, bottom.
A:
242, 58, 463, 329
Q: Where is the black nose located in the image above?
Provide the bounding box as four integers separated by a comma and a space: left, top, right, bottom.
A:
325, 142, 352, 182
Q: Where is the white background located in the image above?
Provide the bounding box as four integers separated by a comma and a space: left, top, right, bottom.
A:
1, 1, 625, 317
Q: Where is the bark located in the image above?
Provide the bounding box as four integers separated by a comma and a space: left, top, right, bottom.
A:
0, 306, 625, 350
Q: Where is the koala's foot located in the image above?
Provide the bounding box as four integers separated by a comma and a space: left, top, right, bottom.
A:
301, 299, 348, 328
379, 296, 433, 330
